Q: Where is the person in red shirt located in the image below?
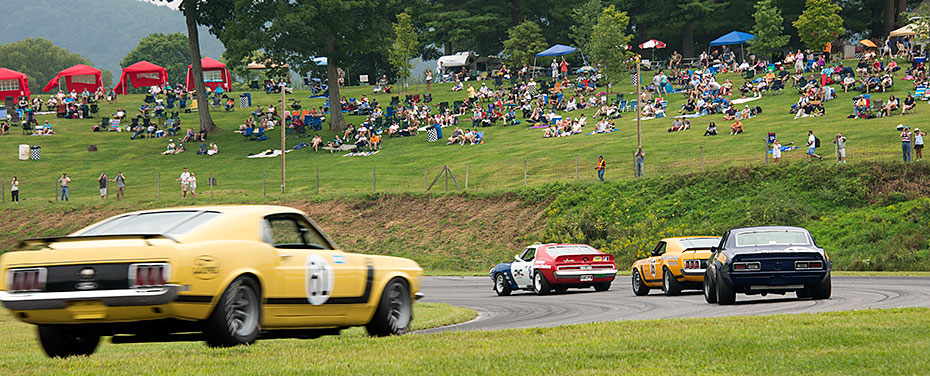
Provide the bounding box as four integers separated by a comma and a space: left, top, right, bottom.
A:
560, 58, 569, 79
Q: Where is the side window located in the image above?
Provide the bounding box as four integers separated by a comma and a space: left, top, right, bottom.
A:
263, 214, 334, 249
718, 231, 730, 250
268, 217, 304, 246
652, 242, 667, 256
520, 247, 535, 262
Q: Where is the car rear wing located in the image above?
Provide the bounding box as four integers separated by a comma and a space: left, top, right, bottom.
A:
15, 234, 179, 251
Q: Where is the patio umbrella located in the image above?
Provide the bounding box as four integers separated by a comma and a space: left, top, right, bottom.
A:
859, 39, 877, 48
639, 39, 666, 61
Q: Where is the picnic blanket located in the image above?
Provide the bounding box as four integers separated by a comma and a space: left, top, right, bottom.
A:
247, 149, 294, 158
586, 129, 619, 135
673, 113, 705, 119
630, 116, 656, 121
731, 97, 761, 105
322, 144, 356, 151
767, 146, 799, 154
528, 124, 549, 129
343, 150, 380, 157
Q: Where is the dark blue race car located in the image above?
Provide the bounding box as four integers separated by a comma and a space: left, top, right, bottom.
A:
703, 226, 831, 305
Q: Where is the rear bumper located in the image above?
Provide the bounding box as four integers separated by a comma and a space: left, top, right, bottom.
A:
724, 271, 828, 290
0, 285, 181, 310
554, 269, 618, 278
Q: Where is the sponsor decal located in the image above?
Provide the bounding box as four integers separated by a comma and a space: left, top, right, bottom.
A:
668, 261, 678, 266
331, 255, 346, 264
193, 256, 221, 280
593, 256, 603, 262
536, 264, 551, 270
306, 255, 334, 305
75, 281, 99, 290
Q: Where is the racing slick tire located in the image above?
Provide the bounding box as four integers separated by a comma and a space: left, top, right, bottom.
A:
494, 273, 512, 296
662, 268, 682, 296
594, 282, 611, 292
716, 272, 736, 305
533, 271, 552, 295
632, 269, 650, 296
795, 289, 812, 299
703, 270, 717, 304
366, 277, 412, 336
810, 274, 832, 300
204, 276, 262, 347
37, 325, 100, 358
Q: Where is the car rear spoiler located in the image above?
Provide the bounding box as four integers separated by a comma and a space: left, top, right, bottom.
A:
15, 234, 179, 251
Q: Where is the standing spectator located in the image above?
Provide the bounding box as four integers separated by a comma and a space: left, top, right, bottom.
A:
551, 59, 558, 79
595, 155, 606, 182
187, 173, 197, 198
914, 128, 925, 161
901, 126, 913, 162
833, 133, 847, 163
424, 69, 432, 92
633, 147, 646, 177
772, 139, 782, 164
58, 173, 70, 201
97, 172, 108, 200
560, 58, 569, 79
806, 130, 823, 162
177, 167, 191, 198
10, 176, 19, 202
111, 172, 126, 200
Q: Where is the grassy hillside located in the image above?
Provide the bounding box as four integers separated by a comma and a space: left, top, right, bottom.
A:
544, 162, 930, 271
1, 61, 925, 204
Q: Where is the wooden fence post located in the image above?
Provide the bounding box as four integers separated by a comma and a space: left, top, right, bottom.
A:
263, 170, 266, 197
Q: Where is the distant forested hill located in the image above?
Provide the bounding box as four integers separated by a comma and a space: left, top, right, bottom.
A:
0, 0, 224, 82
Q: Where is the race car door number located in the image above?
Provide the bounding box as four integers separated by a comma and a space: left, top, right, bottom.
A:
580, 275, 593, 282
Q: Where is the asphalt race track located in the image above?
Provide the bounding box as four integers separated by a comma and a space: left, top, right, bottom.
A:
418, 276, 930, 333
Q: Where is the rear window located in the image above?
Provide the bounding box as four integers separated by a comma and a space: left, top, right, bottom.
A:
80, 211, 220, 236
679, 238, 720, 249
546, 245, 600, 257
735, 231, 809, 247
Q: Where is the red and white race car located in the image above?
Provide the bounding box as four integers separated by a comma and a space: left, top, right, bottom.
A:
490, 244, 617, 295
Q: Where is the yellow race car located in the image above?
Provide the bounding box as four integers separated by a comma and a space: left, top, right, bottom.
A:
0, 205, 423, 357
630, 236, 720, 296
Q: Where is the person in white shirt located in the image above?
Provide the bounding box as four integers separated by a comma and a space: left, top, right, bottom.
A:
806, 130, 823, 162
772, 139, 782, 163
187, 173, 197, 198
177, 167, 191, 198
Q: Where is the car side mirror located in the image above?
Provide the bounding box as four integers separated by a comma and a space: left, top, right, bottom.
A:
514, 255, 522, 262
710, 246, 718, 253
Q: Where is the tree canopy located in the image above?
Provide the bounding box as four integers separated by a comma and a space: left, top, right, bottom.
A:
120, 33, 191, 88
502, 21, 549, 67
793, 0, 844, 51
0, 38, 112, 90
390, 12, 419, 88
589, 5, 633, 88
750, 0, 790, 59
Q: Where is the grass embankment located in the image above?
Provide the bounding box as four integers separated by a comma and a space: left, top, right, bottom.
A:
1, 307, 927, 374
1, 60, 926, 203
544, 162, 930, 271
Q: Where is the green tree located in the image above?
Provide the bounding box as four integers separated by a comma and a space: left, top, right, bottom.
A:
120, 33, 191, 89
793, 0, 844, 51
0, 38, 112, 92
750, 0, 790, 58
589, 5, 633, 89
569, 0, 604, 58
905, 2, 930, 41
390, 12, 419, 92
202, 0, 403, 131
502, 21, 548, 67
677, 0, 727, 57
421, 1, 511, 56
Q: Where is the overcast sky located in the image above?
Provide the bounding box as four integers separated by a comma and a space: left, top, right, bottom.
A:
139, 0, 178, 9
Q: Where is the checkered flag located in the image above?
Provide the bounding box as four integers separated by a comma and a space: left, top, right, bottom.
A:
426, 126, 439, 142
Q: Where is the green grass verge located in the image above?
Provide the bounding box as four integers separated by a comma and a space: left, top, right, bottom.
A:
1, 59, 926, 204
1, 307, 927, 374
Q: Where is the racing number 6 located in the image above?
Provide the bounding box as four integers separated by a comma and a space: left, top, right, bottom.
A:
305, 255, 334, 305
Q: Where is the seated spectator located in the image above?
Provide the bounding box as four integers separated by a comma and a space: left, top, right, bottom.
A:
841, 74, 856, 93
161, 139, 177, 155
207, 142, 218, 155
704, 122, 718, 136
451, 80, 463, 92
353, 134, 368, 150
196, 128, 207, 141
39, 120, 54, 135
326, 135, 343, 154
139, 103, 151, 117
114, 107, 126, 120
182, 128, 195, 143
197, 141, 209, 155
901, 94, 916, 115
881, 95, 899, 117
854, 96, 869, 117
730, 119, 744, 135
225, 97, 235, 111
446, 127, 463, 144
311, 134, 323, 152
593, 119, 615, 134
167, 119, 181, 136
406, 122, 418, 136
369, 134, 381, 151
145, 123, 156, 139
462, 129, 477, 145
343, 124, 356, 140
0, 121, 8, 135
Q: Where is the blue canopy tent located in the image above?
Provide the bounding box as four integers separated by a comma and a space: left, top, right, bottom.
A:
534, 44, 577, 77
709, 31, 755, 61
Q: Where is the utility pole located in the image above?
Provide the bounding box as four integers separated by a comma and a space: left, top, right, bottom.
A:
280, 82, 286, 193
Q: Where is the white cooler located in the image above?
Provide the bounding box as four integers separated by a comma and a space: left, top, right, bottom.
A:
18, 144, 29, 160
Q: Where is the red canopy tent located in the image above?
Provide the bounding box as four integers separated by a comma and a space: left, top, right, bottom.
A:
114, 60, 168, 95
0, 67, 31, 99
42, 64, 103, 93
186, 57, 230, 91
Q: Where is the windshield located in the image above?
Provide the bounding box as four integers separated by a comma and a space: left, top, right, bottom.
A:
547, 245, 601, 257
735, 231, 809, 247
80, 211, 220, 236
679, 238, 720, 249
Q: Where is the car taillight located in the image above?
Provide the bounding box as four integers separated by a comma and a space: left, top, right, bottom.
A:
684, 260, 701, 269
7, 268, 47, 293
795, 260, 823, 270
129, 263, 170, 288
732, 262, 760, 271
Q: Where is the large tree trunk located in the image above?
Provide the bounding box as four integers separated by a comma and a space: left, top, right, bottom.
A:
682, 22, 694, 57
183, 0, 218, 133
326, 56, 345, 131
896, 0, 906, 26
883, 0, 895, 36
444, 41, 453, 55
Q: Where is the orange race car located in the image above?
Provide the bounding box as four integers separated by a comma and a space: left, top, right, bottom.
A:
631, 237, 720, 296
